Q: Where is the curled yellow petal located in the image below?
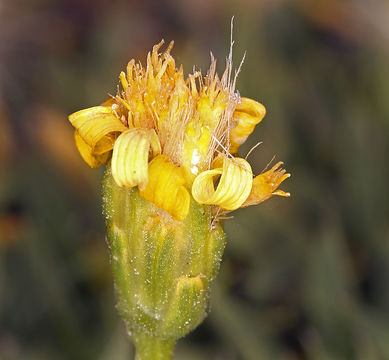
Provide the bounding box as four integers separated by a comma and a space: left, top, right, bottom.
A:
230, 98, 266, 154
69, 106, 127, 154
242, 162, 290, 207
111, 128, 161, 190
140, 155, 190, 221
74, 131, 110, 168
192, 155, 253, 211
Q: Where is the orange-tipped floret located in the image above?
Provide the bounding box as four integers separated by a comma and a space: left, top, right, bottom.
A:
243, 162, 290, 207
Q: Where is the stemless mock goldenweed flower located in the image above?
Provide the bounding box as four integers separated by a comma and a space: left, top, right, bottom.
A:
69, 40, 290, 222
69, 39, 290, 360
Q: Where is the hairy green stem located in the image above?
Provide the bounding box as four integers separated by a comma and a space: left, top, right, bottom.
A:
133, 334, 175, 360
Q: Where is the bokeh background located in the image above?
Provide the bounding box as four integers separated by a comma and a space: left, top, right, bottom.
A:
1, 0, 389, 359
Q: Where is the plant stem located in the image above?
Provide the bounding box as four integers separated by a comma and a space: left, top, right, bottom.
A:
132, 334, 175, 360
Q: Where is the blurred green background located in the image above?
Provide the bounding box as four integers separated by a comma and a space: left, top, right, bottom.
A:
1, 0, 389, 359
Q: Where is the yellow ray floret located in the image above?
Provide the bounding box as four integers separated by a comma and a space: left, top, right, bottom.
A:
111, 128, 161, 190
230, 98, 266, 154
69, 106, 127, 156
140, 155, 190, 221
191, 155, 253, 211
243, 162, 290, 207
74, 131, 111, 168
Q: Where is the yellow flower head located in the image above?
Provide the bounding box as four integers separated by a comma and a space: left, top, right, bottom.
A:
68, 40, 290, 221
